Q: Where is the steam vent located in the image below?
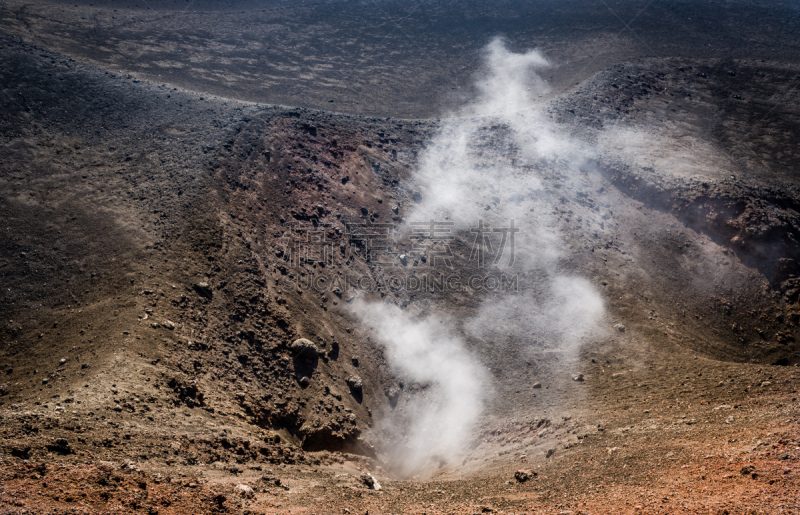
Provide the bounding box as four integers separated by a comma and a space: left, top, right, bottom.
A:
1, 0, 799, 513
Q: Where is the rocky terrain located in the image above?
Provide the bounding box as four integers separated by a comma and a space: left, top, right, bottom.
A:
1, 0, 800, 513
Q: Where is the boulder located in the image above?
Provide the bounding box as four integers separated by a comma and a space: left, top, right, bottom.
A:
235, 483, 255, 499
361, 472, 381, 490
291, 338, 319, 359
193, 282, 213, 298
514, 469, 538, 482
346, 376, 363, 392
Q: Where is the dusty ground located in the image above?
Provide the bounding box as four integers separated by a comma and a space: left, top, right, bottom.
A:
2, 0, 800, 118
1, 1, 800, 513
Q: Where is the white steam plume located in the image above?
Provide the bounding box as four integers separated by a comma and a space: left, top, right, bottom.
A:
410, 37, 605, 355
466, 276, 605, 355
351, 300, 488, 477
353, 38, 606, 476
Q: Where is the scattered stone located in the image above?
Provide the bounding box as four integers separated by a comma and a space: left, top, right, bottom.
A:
725, 416, 734, 424
163, 320, 176, 330
46, 438, 73, 455
514, 469, 538, 482
740, 464, 755, 475
360, 206, 369, 215
59, 358, 67, 365
361, 472, 381, 490
346, 376, 363, 392
546, 448, 555, 458
384, 387, 400, 406
235, 483, 255, 499
532, 382, 542, 388
298, 376, 310, 387
291, 338, 319, 359
193, 282, 213, 298
10, 445, 31, 459
572, 374, 584, 382
614, 324, 626, 332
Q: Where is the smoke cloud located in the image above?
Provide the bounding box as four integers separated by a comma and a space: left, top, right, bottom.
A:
351, 38, 606, 476
351, 300, 489, 477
